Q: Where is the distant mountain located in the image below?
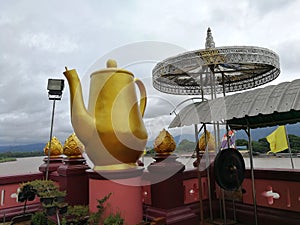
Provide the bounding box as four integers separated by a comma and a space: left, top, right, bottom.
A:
146, 123, 300, 147
2, 123, 300, 152
235, 123, 300, 141
146, 133, 195, 148
0, 143, 45, 153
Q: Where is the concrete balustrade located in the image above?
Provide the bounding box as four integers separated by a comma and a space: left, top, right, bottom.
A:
2, 158, 300, 225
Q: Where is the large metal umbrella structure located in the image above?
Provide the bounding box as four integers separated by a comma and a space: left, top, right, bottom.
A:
153, 28, 280, 96
152, 28, 280, 225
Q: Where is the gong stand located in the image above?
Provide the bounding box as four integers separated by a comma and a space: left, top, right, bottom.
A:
190, 122, 215, 225
194, 123, 214, 225
194, 124, 205, 225
170, 99, 210, 225
245, 126, 258, 225
203, 124, 214, 222
214, 147, 246, 225
196, 122, 236, 225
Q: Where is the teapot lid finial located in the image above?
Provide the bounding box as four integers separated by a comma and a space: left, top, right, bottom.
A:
106, 59, 117, 68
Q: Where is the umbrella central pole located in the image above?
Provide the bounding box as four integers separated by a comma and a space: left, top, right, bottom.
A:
246, 127, 258, 225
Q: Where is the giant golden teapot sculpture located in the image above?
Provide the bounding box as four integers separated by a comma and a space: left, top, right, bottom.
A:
63, 59, 148, 170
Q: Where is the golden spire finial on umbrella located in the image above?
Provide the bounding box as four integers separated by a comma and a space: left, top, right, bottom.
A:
205, 27, 215, 49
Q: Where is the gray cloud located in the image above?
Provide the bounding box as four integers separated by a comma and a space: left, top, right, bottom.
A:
276, 39, 300, 75
247, 0, 297, 18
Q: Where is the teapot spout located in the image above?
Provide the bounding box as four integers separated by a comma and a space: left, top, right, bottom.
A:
63, 68, 94, 143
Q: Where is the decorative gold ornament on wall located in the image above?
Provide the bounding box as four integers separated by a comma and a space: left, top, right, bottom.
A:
44, 137, 63, 158
63, 133, 85, 158
154, 129, 176, 155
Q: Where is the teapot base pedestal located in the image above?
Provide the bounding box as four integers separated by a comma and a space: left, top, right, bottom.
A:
93, 162, 140, 172
87, 167, 144, 225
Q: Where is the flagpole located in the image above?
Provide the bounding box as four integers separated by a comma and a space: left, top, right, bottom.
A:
284, 126, 294, 169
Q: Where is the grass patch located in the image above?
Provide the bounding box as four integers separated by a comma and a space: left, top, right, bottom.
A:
0, 157, 16, 163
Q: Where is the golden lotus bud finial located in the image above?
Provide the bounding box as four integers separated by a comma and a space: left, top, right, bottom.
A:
63, 133, 85, 158
44, 137, 63, 158
153, 128, 176, 155
198, 130, 215, 152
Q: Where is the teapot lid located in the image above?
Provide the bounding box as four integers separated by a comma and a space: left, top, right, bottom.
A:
106, 59, 118, 68
90, 59, 134, 77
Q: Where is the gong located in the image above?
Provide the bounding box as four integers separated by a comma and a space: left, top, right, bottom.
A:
214, 148, 245, 191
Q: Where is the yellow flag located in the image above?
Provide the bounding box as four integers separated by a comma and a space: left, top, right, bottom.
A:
266, 126, 288, 153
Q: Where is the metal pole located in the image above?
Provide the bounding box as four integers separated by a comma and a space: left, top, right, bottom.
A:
195, 124, 204, 225
247, 127, 258, 225
45, 100, 56, 180
221, 189, 227, 225
232, 198, 236, 221
209, 65, 220, 152
204, 124, 213, 221
284, 125, 294, 169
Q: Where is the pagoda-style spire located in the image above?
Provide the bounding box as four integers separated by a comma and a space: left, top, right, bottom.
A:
205, 27, 215, 49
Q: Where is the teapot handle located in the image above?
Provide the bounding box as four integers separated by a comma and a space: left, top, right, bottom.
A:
134, 78, 147, 117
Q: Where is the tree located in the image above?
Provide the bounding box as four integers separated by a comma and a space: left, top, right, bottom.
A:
236, 139, 248, 148
288, 134, 300, 153
257, 138, 270, 152
176, 139, 196, 152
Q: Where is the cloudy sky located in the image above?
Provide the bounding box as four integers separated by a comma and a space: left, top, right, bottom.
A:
1, 0, 300, 146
